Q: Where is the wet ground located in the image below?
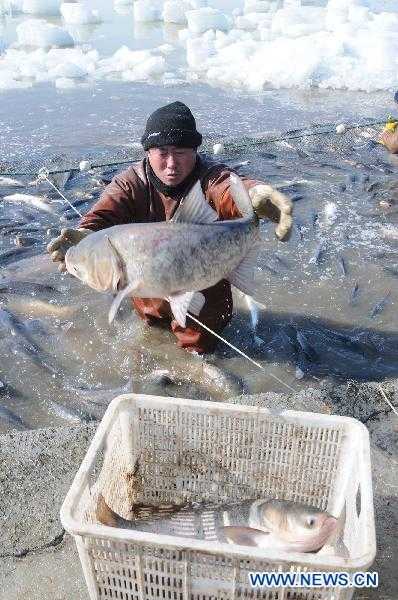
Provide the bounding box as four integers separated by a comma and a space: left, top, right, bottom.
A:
0, 96, 398, 432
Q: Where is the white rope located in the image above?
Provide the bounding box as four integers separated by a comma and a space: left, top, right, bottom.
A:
378, 385, 398, 417
186, 313, 297, 394
37, 168, 83, 218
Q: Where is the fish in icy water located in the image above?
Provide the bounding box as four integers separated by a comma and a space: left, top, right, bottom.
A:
0, 405, 28, 431
0, 246, 44, 266
0, 176, 24, 187
65, 174, 260, 327
244, 294, 264, 347
96, 496, 337, 553
309, 240, 326, 265
370, 291, 391, 318
350, 282, 359, 304
3, 193, 58, 215
0, 280, 60, 297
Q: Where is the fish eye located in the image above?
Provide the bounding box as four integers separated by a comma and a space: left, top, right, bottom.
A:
306, 516, 316, 528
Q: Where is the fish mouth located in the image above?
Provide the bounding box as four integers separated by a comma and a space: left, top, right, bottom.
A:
300, 516, 339, 552
319, 515, 339, 542
278, 515, 338, 553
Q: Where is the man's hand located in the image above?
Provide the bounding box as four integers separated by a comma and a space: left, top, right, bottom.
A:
47, 228, 91, 272
248, 184, 293, 241
380, 129, 398, 154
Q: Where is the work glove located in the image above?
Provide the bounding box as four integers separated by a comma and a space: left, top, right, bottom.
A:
379, 130, 398, 154
248, 184, 293, 241
47, 227, 91, 272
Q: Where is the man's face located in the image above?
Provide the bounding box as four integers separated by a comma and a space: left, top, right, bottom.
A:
147, 146, 197, 186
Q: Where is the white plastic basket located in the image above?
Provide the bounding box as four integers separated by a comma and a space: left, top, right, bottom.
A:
60, 394, 376, 600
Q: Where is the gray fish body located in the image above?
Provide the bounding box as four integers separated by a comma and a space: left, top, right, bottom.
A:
49, 400, 97, 424
0, 405, 28, 430
338, 255, 347, 276
67, 378, 133, 406
65, 176, 260, 326
96, 496, 338, 553
309, 240, 326, 265
0, 308, 60, 375
350, 282, 359, 304
0, 281, 60, 297
0, 246, 43, 266
370, 291, 391, 318
104, 219, 256, 298
121, 499, 255, 540
296, 331, 318, 362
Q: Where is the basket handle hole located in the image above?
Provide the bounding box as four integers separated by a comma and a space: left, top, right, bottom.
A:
355, 484, 361, 519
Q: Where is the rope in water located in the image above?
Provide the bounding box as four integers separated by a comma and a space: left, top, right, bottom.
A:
37, 168, 83, 217
1, 118, 387, 177
187, 313, 297, 394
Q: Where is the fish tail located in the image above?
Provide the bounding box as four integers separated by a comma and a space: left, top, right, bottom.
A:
96, 494, 130, 528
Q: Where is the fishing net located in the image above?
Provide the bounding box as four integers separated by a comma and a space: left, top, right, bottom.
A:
0, 118, 389, 179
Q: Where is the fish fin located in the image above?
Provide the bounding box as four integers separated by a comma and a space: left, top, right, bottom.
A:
105, 236, 125, 281
220, 526, 271, 547
229, 173, 255, 219
170, 181, 218, 224
104, 235, 127, 293
167, 291, 205, 327
188, 291, 205, 316
227, 243, 261, 296
108, 281, 138, 324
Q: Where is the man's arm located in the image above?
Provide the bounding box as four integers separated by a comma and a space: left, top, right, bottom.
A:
47, 167, 143, 270
203, 167, 293, 241
79, 168, 141, 230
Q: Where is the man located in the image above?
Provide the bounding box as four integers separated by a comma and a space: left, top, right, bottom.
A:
48, 101, 292, 354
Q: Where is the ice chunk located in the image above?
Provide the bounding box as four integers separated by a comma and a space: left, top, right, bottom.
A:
60, 3, 101, 25
121, 55, 166, 80
50, 61, 86, 78
244, 0, 275, 12
272, 6, 326, 38
22, 0, 61, 16
133, 0, 162, 22
163, 1, 187, 24
0, 70, 32, 89
96, 45, 167, 81
186, 35, 215, 69
17, 19, 74, 47
55, 76, 76, 88
236, 12, 272, 31
187, 7, 230, 34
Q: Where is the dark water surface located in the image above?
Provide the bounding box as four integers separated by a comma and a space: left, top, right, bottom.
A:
0, 80, 398, 433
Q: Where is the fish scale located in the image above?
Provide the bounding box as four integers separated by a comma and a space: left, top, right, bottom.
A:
65, 175, 261, 328
96, 495, 338, 553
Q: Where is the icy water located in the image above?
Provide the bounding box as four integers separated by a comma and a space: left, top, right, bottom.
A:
1, 4, 398, 433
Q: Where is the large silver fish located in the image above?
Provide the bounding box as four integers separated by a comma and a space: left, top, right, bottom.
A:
96, 495, 337, 553
65, 174, 260, 327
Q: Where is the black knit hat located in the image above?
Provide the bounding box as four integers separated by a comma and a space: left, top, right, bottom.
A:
141, 101, 202, 150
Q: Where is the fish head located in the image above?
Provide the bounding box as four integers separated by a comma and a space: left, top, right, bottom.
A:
258, 500, 338, 552
65, 234, 125, 293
